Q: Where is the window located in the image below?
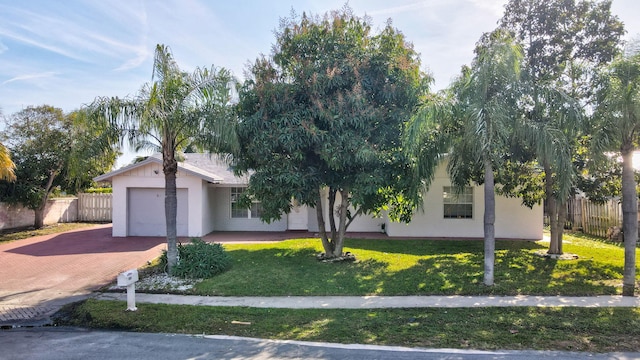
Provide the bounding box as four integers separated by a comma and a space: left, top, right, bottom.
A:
231, 187, 263, 219
443, 186, 473, 219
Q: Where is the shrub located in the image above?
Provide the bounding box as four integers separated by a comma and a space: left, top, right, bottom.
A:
85, 188, 112, 194
162, 238, 232, 279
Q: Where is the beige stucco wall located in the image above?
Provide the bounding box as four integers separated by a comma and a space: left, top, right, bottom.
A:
385, 164, 543, 240
0, 198, 78, 230
210, 186, 287, 231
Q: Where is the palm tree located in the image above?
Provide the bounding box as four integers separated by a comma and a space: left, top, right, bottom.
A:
593, 45, 640, 296
407, 30, 522, 286
87, 45, 237, 273
0, 142, 16, 182
517, 82, 579, 255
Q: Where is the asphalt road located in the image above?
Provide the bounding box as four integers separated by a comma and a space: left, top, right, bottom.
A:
1, 327, 638, 360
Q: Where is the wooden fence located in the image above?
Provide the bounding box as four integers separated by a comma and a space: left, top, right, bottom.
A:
78, 193, 112, 222
565, 197, 622, 238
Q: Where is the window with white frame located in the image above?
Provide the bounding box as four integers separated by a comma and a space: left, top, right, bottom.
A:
231, 187, 263, 219
443, 186, 473, 219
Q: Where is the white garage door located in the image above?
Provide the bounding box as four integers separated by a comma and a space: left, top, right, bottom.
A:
127, 188, 188, 236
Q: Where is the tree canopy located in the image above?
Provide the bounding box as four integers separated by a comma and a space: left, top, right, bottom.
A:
0, 105, 117, 228
499, 0, 624, 255
235, 7, 427, 258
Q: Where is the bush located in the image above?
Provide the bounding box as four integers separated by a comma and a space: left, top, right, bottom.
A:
84, 188, 112, 194
162, 238, 232, 279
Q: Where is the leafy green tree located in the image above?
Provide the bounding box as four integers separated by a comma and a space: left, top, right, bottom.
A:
86, 45, 237, 273
63, 110, 120, 194
499, 0, 624, 254
407, 30, 523, 286
235, 7, 425, 258
0, 105, 116, 228
592, 45, 640, 296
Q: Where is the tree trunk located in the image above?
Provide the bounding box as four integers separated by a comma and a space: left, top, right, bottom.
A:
316, 187, 334, 255
328, 187, 337, 243
483, 157, 496, 286
333, 188, 349, 257
556, 199, 567, 254
34, 207, 45, 229
33, 167, 60, 229
544, 161, 561, 255
621, 148, 637, 296
163, 153, 179, 274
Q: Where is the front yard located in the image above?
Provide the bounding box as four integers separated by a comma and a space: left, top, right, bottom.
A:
150, 232, 635, 296
55, 231, 640, 352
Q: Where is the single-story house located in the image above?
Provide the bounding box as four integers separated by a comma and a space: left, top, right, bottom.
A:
94, 153, 542, 239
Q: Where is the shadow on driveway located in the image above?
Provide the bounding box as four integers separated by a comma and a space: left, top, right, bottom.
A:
0, 224, 167, 325
7, 226, 166, 256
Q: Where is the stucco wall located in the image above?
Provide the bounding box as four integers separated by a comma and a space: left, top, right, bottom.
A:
110, 162, 205, 237
385, 165, 543, 240
0, 198, 78, 230
211, 186, 287, 231
201, 183, 216, 235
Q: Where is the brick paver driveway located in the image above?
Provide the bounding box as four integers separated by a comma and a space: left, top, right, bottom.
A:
0, 224, 166, 324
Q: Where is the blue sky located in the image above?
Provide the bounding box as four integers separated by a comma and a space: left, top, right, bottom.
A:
1, 0, 638, 167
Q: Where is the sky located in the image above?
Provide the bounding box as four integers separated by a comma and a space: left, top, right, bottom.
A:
0, 0, 638, 167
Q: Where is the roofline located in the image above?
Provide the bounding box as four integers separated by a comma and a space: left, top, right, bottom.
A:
93, 156, 224, 183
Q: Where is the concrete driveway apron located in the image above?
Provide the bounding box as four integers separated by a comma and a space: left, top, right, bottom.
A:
0, 224, 166, 325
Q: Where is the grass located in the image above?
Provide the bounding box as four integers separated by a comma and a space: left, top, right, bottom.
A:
57, 299, 640, 352
0, 222, 102, 243
27, 226, 638, 351
179, 232, 637, 296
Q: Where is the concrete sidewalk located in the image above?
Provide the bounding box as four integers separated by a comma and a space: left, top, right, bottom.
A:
95, 292, 640, 308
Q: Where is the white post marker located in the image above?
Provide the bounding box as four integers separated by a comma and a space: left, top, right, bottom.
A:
117, 269, 139, 311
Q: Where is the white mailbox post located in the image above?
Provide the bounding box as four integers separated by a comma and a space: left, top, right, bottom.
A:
117, 269, 139, 311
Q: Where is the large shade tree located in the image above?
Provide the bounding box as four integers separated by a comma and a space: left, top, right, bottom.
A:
592, 44, 640, 296
0, 105, 116, 228
235, 7, 426, 258
86, 45, 237, 273
407, 30, 522, 286
499, 0, 624, 254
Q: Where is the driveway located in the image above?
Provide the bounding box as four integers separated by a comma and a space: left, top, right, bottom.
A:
0, 224, 166, 325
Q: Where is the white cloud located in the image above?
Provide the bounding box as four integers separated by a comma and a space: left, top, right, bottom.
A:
1, 71, 58, 86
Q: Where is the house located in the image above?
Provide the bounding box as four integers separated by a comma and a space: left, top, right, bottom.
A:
94, 153, 543, 239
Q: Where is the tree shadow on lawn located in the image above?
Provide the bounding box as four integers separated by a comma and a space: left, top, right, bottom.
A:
194, 240, 622, 296
343, 238, 545, 256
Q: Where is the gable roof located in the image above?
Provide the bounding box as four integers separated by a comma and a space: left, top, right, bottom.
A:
94, 153, 248, 185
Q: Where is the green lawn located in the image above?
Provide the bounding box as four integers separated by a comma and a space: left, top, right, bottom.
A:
57, 300, 640, 352
185, 232, 636, 296
56, 231, 640, 352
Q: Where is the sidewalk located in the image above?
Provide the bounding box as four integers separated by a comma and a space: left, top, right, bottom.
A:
95, 292, 640, 308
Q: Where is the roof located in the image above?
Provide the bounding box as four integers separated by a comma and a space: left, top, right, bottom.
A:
94, 153, 249, 185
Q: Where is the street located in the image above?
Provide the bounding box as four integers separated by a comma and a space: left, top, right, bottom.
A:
1, 327, 637, 360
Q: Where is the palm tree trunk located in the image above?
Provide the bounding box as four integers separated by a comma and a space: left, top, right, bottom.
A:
621, 148, 637, 296
483, 157, 496, 286
544, 161, 561, 254
556, 199, 567, 254
164, 154, 179, 274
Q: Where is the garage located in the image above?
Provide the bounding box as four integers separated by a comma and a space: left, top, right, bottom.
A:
127, 188, 189, 236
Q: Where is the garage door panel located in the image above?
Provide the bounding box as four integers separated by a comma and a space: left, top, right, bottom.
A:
128, 188, 188, 236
